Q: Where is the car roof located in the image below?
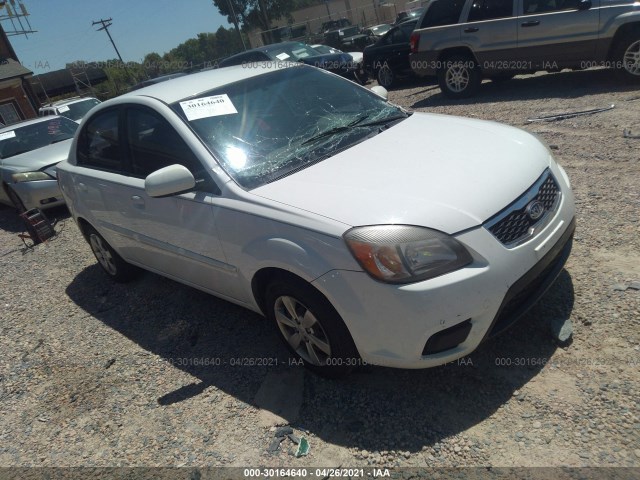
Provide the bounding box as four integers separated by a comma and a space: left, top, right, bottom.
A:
120, 62, 296, 104
47, 97, 99, 107
0, 116, 65, 132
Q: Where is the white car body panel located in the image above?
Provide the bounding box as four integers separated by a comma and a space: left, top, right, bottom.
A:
56, 65, 576, 369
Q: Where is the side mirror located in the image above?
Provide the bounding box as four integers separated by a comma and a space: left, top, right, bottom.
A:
145, 164, 195, 197
577, 0, 591, 10
370, 85, 389, 100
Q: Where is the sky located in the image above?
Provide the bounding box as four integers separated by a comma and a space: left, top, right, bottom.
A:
7, 0, 231, 74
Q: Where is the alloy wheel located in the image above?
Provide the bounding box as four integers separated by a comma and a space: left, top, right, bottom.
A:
274, 295, 332, 366
446, 64, 470, 93
89, 234, 117, 276
623, 40, 640, 76
377, 66, 393, 88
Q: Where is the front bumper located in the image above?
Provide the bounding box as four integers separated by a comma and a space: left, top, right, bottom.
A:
12, 179, 65, 210
313, 170, 576, 369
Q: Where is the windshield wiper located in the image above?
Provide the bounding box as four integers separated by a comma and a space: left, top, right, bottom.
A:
353, 113, 410, 129
301, 113, 409, 146
301, 114, 370, 145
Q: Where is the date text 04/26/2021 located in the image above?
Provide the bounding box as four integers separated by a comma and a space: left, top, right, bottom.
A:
243, 468, 391, 478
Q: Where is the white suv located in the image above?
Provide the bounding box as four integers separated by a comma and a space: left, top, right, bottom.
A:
57, 64, 575, 377
39, 97, 101, 124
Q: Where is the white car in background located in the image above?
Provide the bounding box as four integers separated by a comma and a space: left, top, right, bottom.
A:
39, 97, 101, 124
0, 116, 78, 211
57, 64, 575, 377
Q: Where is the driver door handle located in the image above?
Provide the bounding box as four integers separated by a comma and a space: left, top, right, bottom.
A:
521, 20, 540, 27
464, 27, 479, 33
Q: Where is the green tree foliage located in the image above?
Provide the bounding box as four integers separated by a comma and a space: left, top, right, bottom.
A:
62, 26, 247, 99
213, 0, 298, 32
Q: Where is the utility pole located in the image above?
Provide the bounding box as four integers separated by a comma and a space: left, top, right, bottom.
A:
92, 18, 135, 84
92, 18, 124, 63
219, 0, 246, 50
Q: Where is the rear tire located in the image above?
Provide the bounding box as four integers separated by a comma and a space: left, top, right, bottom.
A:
437, 54, 481, 98
85, 226, 140, 282
613, 33, 640, 81
265, 276, 359, 378
376, 64, 394, 88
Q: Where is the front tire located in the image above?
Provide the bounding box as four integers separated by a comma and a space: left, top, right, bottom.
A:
613, 33, 640, 81
354, 68, 369, 85
5, 184, 26, 213
85, 226, 140, 282
265, 277, 359, 378
437, 54, 481, 98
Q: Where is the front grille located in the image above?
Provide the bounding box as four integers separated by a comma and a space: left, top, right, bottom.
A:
485, 169, 560, 247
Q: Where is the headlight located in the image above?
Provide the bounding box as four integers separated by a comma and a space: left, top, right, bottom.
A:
12, 171, 52, 183
344, 225, 473, 284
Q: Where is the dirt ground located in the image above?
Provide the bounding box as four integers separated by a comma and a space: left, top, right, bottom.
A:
0, 68, 638, 476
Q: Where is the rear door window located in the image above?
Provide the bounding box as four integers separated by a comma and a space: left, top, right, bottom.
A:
419, 0, 466, 27
468, 0, 514, 21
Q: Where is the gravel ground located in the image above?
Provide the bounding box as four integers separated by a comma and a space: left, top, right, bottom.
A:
0, 68, 639, 474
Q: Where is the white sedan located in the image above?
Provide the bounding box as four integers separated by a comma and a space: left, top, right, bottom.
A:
57, 63, 575, 377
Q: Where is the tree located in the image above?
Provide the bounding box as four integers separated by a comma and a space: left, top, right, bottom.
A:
213, 0, 297, 33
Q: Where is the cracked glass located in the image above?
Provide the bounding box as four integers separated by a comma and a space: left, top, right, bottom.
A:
171, 66, 408, 189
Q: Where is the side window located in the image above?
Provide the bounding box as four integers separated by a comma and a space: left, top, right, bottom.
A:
523, 0, 580, 14
419, 0, 466, 28
468, 0, 513, 22
126, 107, 205, 181
77, 109, 122, 171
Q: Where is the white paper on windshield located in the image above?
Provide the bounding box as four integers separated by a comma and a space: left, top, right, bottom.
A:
275, 52, 290, 60
179, 94, 238, 121
57, 105, 70, 113
0, 130, 16, 140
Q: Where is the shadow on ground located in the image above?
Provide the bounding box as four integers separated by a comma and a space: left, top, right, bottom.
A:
65, 255, 574, 452
409, 69, 639, 109
0, 204, 70, 236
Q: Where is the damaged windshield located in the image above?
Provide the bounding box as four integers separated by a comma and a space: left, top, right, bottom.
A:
171, 66, 407, 189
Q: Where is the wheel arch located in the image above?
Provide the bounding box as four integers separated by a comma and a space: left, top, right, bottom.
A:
608, 21, 640, 59
75, 216, 94, 241
437, 46, 479, 66
251, 268, 319, 317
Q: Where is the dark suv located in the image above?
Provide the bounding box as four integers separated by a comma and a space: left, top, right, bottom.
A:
409, 0, 640, 97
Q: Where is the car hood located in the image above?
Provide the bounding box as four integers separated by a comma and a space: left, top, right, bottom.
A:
252, 113, 551, 234
0, 138, 73, 173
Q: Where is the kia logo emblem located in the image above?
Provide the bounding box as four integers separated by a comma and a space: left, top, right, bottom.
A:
526, 200, 545, 220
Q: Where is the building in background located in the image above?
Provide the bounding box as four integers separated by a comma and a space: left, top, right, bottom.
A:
0, 23, 39, 124
31, 65, 107, 102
